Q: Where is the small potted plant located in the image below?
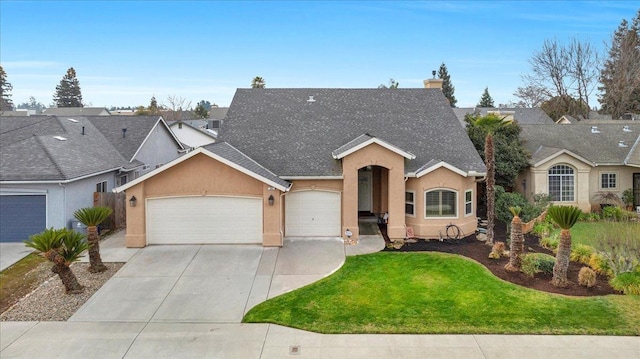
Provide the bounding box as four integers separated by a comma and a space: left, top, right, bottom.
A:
593, 191, 622, 210
621, 188, 635, 211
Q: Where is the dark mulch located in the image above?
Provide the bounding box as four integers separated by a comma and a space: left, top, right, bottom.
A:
380, 222, 618, 297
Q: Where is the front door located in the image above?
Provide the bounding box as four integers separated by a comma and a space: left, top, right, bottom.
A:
358, 169, 372, 212
634, 173, 640, 208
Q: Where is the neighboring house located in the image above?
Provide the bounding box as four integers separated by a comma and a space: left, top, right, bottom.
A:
453, 107, 555, 127
168, 120, 217, 148
43, 107, 111, 116
207, 106, 228, 133
116, 84, 486, 248
0, 115, 184, 242
516, 123, 640, 212
0, 110, 34, 116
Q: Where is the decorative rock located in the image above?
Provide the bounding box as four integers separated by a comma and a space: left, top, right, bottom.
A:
476, 233, 487, 242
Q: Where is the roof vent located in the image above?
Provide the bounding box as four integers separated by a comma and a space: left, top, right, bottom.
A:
307, 96, 316, 103
623, 125, 632, 132
53, 136, 67, 141
591, 126, 600, 134
67, 118, 78, 123
619, 140, 628, 147
122, 128, 127, 138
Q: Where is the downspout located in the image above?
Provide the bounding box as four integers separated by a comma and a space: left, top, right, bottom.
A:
280, 184, 292, 245
59, 182, 66, 228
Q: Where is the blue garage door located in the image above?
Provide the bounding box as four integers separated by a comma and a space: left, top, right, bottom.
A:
0, 195, 46, 242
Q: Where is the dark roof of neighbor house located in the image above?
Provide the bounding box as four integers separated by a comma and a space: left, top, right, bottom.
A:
453, 107, 554, 126
86, 115, 182, 161
0, 115, 127, 181
221, 88, 486, 177
208, 107, 229, 120
520, 123, 640, 166
43, 107, 111, 116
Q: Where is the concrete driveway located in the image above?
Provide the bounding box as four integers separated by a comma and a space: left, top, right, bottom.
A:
69, 237, 346, 323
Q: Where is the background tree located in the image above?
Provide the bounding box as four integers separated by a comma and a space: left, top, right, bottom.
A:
16, 96, 46, 113
547, 205, 582, 287
53, 67, 83, 107
512, 85, 548, 108
599, 10, 640, 118
0, 65, 14, 110
162, 95, 191, 121
148, 96, 159, 114
477, 87, 495, 107
251, 76, 266, 89
74, 206, 112, 273
194, 102, 208, 119
540, 95, 589, 121
378, 78, 399, 89
438, 63, 457, 107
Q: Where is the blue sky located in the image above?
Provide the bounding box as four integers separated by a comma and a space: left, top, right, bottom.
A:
1, 1, 637, 109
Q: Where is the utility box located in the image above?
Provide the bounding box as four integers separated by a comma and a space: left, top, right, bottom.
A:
69, 220, 87, 234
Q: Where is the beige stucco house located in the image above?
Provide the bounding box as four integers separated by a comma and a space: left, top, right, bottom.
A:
516, 123, 640, 212
116, 84, 486, 247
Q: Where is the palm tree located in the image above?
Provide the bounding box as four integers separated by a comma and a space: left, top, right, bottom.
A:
25, 228, 89, 294
546, 205, 582, 287
251, 76, 266, 89
505, 206, 524, 272
74, 206, 112, 273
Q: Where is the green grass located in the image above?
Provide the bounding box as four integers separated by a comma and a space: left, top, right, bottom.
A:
243, 252, 639, 335
566, 222, 602, 247
0, 253, 51, 313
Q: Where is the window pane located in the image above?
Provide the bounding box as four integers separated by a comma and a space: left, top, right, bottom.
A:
465, 191, 472, 202
442, 191, 456, 216
405, 203, 414, 215
466, 202, 472, 215
405, 192, 414, 202
425, 191, 440, 216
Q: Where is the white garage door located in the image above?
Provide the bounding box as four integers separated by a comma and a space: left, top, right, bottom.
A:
285, 191, 341, 237
146, 196, 262, 244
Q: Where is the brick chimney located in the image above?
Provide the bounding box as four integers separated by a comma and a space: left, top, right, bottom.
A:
423, 70, 443, 89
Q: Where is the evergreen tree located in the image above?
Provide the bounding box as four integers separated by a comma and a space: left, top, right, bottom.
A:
438, 63, 457, 107
194, 102, 208, 119
251, 76, 266, 89
17, 96, 46, 113
477, 87, 495, 107
0, 65, 14, 110
598, 10, 640, 118
149, 96, 159, 114
53, 67, 83, 107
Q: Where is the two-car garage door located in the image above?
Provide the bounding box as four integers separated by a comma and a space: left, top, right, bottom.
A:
146, 196, 262, 244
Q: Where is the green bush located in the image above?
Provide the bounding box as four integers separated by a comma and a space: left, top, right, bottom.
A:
579, 212, 601, 222
521, 253, 556, 278
601, 206, 635, 221
532, 220, 554, 237
495, 187, 550, 224
609, 272, 640, 295
540, 234, 559, 252
570, 244, 596, 264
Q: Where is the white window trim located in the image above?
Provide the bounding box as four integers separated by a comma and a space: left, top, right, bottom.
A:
405, 190, 416, 217
599, 171, 618, 190
464, 189, 473, 217
424, 188, 458, 219
548, 164, 575, 202
96, 181, 107, 193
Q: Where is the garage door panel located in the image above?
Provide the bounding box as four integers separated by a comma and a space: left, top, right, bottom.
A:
147, 196, 262, 244
285, 191, 340, 237
0, 195, 46, 242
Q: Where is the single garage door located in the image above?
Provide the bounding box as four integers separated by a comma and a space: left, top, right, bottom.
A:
0, 195, 46, 242
146, 196, 262, 244
285, 191, 341, 237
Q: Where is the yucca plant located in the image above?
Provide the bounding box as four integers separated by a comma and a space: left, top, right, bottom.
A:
74, 206, 112, 273
505, 206, 524, 272
546, 205, 582, 287
25, 228, 89, 294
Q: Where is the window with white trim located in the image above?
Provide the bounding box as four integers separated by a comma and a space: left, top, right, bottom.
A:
465, 190, 473, 216
117, 175, 128, 187
405, 191, 415, 216
425, 189, 457, 217
548, 165, 574, 202
96, 181, 107, 193
600, 172, 617, 189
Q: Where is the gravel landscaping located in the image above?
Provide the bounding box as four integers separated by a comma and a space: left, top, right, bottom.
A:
0, 262, 123, 321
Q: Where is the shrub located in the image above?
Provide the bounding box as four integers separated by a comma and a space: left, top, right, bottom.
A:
489, 241, 506, 259
495, 187, 550, 224
579, 212, 600, 222
570, 244, 596, 265
609, 272, 640, 295
578, 267, 597, 288
592, 222, 640, 276
521, 253, 556, 277
588, 253, 613, 277
532, 220, 554, 237
602, 206, 626, 221
540, 234, 559, 252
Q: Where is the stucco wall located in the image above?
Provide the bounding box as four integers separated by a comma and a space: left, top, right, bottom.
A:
404, 167, 477, 239
135, 123, 183, 176
124, 153, 283, 247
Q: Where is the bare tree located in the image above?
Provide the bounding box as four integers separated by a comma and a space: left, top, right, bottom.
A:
568, 38, 600, 117
162, 95, 192, 122
512, 85, 549, 108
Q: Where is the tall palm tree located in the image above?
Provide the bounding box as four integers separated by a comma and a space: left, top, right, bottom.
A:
251, 76, 266, 89
74, 206, 112, 273
25, 228, 89, 294
546, 205, 582, 287
505, 206, 524, 272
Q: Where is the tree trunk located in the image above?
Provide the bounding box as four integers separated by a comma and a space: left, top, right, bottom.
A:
485, 134, 495, 245
45, 251, 84, 294
505, 215, 524, 272
552, 228, 572, 287
87, 225, 107, 273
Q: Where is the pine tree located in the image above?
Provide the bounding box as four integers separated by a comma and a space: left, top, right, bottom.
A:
149, 96, 159, 114
53, 67, 83, 107
0, 65, 14, 111
478, 87, 495, 107
438, 63, 457, 107
598, 10, 640, 118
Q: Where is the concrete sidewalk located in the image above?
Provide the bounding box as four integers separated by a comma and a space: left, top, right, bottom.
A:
0, 243, 32, 272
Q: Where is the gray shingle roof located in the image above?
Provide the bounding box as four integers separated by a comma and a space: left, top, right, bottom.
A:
202, 142, 290, 190
43, 107, 110, 116
1, 115, 127, 181
453, 107, 554, 126
520, 123, 640, 165
208, 107, 228, 120
221, 89, 485, 177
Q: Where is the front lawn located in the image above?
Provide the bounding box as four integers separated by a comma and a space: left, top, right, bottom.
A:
243, 252, 639, 335
555, 221, 640, 247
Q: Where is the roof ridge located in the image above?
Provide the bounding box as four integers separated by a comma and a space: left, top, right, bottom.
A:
34, 134, 66, 179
